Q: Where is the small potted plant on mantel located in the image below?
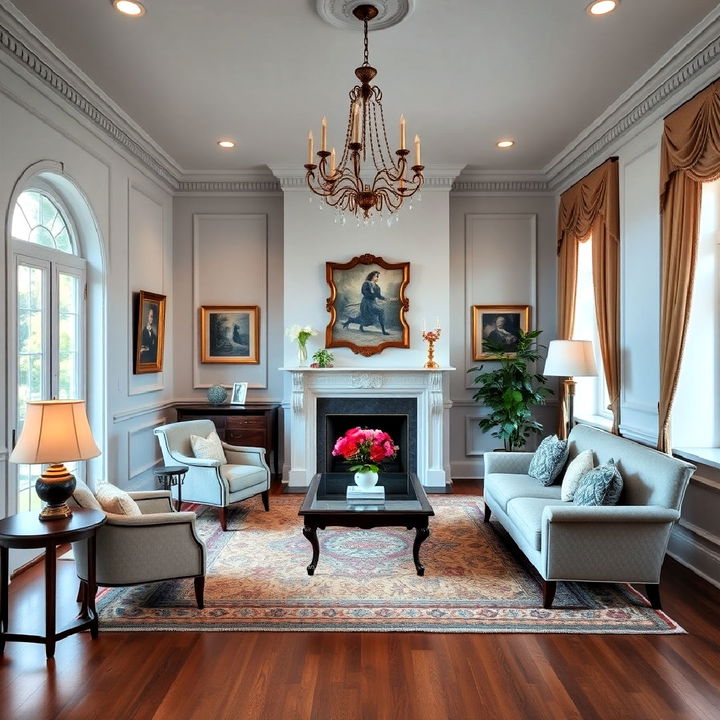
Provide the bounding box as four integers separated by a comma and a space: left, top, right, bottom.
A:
310, 348, 335, 368
467, 329, 552, 451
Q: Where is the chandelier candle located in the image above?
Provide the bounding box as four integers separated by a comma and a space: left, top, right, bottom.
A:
304, 4, 425, 218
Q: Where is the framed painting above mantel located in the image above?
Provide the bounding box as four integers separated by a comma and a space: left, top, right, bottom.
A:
325, 254, 410, 357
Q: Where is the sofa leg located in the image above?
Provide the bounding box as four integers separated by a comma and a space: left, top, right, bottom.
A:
483, 503, 491, 523
194, 576, 205, 610
542, 580, 557, 609
261, 490, 270, 512
220, 507, 228, 531
645, 583, 662, 610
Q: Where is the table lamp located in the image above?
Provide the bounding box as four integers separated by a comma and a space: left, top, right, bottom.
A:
10, 400, 101, 521
543, 340, 598, 435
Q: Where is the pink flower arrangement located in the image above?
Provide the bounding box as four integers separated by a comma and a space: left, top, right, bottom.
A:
331, 427, 399, 473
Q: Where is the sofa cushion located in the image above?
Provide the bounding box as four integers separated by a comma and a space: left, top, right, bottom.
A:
528, 435, 569, 486
71, 479, 102, 511
220, 465, 268, 494
574, 460, 624, 506
190, 430, 227, 463
95, 483, 141, 516
506, 497, 569, 551
485, 473, 562, 513
561, 449, 594, 502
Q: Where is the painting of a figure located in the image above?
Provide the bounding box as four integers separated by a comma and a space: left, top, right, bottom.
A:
326, 255, 410, 357
200, 306, 260, 364
134, 290, 166, 374
471, 305, 530, 360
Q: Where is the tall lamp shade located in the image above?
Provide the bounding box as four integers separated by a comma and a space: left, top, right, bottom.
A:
543, 340, 598, 435
10, 400, 101, 520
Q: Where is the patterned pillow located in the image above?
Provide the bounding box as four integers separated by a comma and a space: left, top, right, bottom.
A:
528, 435, 569, 486
190, 430, 226, 463
561, 449, 594, 502
95, 483, 142, 516
573, 460, 624, 506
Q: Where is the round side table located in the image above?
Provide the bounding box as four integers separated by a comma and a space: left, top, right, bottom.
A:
154, 465, 189, 510
0, 508, 106, 659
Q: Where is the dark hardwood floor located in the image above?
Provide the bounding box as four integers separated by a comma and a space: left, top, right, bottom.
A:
2, 479, 719, 720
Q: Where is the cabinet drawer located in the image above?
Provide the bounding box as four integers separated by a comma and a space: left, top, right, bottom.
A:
226, 429, 266, 448
227, 416, 265, 429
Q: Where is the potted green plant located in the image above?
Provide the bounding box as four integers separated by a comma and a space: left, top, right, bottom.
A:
467, 329, 552, 451
311, 348, 335, 368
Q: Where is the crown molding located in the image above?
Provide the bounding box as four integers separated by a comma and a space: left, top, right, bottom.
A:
545, 7, 720, 192
177, 172, 281, 195
0, 1, 181, 190
452, 171, 551, 195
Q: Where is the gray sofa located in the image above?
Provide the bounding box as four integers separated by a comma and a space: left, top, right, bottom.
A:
483, 424, 695, 609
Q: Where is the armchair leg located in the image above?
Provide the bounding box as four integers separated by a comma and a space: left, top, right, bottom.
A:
194, 576, 205, 610
542, 580, 557, 609
645, 583, 662, 610
261, 490, 270, 512
483, 503, 491, 523
76, 580, 86, 604
220, 507, 228, 531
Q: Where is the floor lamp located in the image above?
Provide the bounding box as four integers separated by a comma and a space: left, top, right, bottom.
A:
543, 340, 598, 438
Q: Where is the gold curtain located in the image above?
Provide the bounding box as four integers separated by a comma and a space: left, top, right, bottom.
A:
556, 158, 620, 437
658, 79, 720, 453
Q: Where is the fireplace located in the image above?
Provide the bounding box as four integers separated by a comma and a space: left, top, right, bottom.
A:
316, 397, 417, 474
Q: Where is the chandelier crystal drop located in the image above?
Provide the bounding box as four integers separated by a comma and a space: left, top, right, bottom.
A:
304, 4, 424, 218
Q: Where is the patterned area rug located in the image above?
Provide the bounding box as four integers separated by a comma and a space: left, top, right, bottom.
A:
96, 495, 683, 634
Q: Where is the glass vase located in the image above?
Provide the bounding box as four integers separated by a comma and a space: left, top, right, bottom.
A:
297, 341, 308, 366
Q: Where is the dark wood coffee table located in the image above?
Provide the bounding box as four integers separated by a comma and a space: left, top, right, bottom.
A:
298, 473, 434, 576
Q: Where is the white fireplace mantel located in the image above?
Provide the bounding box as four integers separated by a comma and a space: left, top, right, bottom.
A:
282, 367, 455, 489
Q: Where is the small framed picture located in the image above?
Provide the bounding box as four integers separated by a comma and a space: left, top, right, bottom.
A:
230, 382, 248, 405
134, 290, 166, 374
471, 305, 531, 360
200, 306, 260, 364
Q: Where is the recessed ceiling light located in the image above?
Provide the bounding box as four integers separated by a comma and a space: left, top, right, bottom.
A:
586, 0, 619, 16
112, 0, 146, 17
217, 140, 236, 149
496, 139, 515, 149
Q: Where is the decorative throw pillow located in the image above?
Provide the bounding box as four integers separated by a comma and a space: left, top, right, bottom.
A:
561, 449, 595, 502
573, 459, 624, 506
95, 483, 142, 516
190, 430, 226, 463
528, 435, 569, 486
71, 479, 102, 511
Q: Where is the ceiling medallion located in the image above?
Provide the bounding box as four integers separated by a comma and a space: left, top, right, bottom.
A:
304, 4, 424, 221
316, 0, 415, 31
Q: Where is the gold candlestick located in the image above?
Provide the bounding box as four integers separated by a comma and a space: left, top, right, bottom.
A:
422, 328, 441, 369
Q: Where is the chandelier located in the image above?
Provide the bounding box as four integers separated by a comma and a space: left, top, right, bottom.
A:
304, 4, 424, 219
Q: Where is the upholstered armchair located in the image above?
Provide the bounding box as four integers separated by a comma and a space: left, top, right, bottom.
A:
154, 419, 271, 530
73, 489, 206, 609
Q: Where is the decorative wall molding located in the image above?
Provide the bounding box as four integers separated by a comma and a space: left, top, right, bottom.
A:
113, 400, 176, 424
316, 0, 415, 31
452, 176, 551, 194
177, 178, 281, 194
127, 416, 168, 480
668, 525, 720, 590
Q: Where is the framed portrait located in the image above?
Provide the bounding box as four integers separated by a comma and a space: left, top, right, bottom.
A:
325, 254, 410, 357
230, 382, 248, 405
200, 306, 260, 364
134, 290, 166, 374
471, 305, 531, 360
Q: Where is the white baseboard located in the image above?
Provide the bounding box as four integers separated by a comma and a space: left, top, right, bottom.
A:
667, 524, 720, 590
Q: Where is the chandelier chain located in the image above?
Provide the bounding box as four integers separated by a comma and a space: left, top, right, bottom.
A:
363, 18, 369, 66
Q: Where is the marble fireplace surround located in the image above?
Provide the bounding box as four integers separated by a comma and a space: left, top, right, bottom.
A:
284, 368, 454, 489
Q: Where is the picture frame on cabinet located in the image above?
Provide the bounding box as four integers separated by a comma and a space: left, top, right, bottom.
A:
134, 290, 166, 374
230, 382, 248, 405
200, 305, 260, 364
325, 254, 410, 357
471, 305, 530, 360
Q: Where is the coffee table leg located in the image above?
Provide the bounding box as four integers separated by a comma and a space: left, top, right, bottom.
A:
302, 526, 319, 576
413, 526, 430, 576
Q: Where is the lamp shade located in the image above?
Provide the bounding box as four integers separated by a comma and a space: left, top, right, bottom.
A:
543, 340, 598, 378
10, 400, 101, 464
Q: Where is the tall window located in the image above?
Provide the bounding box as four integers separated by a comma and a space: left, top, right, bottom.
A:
10, 187, 86, 513
673, 179, 720, 448
571, 236, 609, 420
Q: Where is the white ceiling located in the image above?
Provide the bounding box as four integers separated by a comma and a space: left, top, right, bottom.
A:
12, 0, 719, 174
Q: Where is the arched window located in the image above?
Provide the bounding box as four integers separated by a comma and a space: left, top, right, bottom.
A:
9, 183, 87, 513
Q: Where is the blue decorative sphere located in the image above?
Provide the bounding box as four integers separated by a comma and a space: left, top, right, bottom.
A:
207, 385, 228, 405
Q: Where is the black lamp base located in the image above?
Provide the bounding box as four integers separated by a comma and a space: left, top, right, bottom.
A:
36, 464, 76, 521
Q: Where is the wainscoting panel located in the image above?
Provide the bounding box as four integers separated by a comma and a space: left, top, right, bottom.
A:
127, 415, 168, 483
192, 214, 268, 390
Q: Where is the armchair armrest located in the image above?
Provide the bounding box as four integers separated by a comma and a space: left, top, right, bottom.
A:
222, 442, 268, 468
104, 510, 199, 527
129, 491, 174, 514
168, 451, 222, 468
484, 451, 534, 475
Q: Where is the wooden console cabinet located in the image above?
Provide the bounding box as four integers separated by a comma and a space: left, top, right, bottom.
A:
175, 403, 280, 477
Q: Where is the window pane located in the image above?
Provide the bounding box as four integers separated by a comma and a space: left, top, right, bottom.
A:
59, 273, 78, 314
12, 191, 75, 255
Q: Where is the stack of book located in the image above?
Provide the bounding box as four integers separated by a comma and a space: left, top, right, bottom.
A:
346, 485, 385, 504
